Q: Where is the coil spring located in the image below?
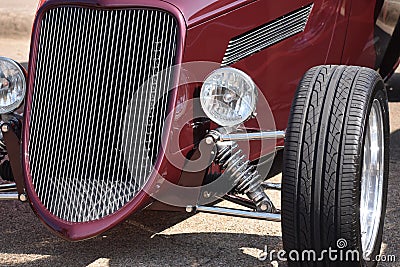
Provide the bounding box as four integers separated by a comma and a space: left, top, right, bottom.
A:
216, 142, 276, 212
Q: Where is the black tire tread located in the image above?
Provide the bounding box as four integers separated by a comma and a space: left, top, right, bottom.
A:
282, 65, 388, 266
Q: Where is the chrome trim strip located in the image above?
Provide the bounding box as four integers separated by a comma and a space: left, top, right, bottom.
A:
0, 183, 17, 192
0, 193, 19, 201
191, 205, 281, 222
218, 130, 286, 141
227, 7, 311, 47
221, 4, 313, 66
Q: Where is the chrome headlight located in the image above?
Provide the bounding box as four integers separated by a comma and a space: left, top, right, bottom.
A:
200, 67, 258, 127
0, 57, 26, 114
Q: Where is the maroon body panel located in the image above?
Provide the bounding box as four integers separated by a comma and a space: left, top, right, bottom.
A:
24, 0, 391, 240
162, 0, 257, 27
182, 0, 353, 159
342, 0, 378, 68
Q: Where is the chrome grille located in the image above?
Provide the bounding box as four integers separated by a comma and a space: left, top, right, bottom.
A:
221, 4, 313, 66
28, 7, 178, 222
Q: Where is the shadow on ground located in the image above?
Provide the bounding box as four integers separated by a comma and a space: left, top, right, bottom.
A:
0, 206, 281, 266
381, 129, 400, 266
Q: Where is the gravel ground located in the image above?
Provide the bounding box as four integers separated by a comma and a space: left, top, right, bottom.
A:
0, 0, 36, 41
0, 3, 400, 266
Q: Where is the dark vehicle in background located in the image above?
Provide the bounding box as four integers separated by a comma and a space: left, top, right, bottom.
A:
0, 0, 399, 265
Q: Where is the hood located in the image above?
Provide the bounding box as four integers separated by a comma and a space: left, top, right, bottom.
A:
37, 0, 256, 28
161, 0, 256, 27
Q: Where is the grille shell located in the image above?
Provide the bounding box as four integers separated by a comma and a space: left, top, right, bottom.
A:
25, 6, 178, 223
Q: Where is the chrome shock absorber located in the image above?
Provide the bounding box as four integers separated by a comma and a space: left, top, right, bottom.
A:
206, 131, 276, 213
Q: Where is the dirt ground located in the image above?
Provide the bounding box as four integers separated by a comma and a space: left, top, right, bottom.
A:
0, 2, 400, 267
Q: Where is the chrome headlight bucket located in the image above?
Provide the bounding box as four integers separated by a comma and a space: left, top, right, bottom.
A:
0, 57, 26, 114
200, 67, 258, 127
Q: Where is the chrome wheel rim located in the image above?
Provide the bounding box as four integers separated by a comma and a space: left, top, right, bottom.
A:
360, 99, 385, 258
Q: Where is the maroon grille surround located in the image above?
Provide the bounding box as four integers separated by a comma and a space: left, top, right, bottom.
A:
22, 0, 186, 241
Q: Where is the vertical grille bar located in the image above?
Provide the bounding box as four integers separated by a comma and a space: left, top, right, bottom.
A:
28, 7, 178, 222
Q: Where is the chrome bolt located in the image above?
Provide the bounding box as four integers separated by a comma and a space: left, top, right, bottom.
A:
19, 194, 27, 202
1, 124, 9, 133
203, 191, 211, 198
186, 205, 194, 213
205, 136, 214, 145
259, 203, 268, 211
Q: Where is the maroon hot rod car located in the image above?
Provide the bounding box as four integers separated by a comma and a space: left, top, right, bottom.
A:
0, 0, 400, 265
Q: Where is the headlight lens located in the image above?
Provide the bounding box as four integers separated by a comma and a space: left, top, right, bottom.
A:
0, 57, 26, 114
200, 67, 257, 127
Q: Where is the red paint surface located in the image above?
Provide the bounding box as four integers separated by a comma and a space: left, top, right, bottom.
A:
182, 0, 355, 159
341, 0, 377, 67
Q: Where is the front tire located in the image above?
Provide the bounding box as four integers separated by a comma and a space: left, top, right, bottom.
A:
282, 65, 390, 266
